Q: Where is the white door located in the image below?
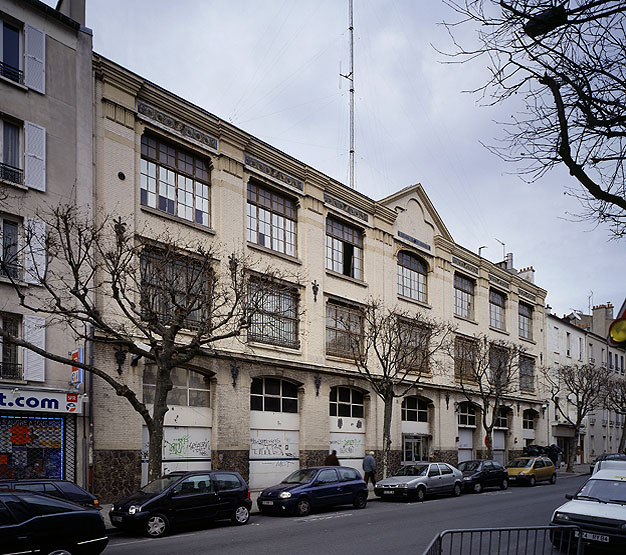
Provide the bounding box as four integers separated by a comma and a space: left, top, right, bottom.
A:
493, 430, 506, 464
458, 428, 474, 462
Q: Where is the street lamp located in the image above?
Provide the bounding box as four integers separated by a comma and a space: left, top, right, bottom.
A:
523, 5, 567, 38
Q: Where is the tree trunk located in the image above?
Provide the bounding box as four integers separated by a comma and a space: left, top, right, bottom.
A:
484, 429, 493, 460
382, 394, 394, 479
619, 420, 626, 454
566, 429, 579, 473
146, 362, 172, 482
147, 420, 165, 482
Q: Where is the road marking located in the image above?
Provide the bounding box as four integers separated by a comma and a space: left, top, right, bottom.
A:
295, 513, 353, 523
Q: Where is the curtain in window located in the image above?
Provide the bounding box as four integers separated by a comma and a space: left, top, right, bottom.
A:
3, 122, 20, 168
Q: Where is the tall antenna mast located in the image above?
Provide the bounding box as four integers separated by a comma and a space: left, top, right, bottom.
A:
348, 0, 355, 189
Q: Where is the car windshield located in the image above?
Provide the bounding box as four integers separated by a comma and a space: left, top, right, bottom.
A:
282, 469, 318, 484
458, 461, 480, 472
576, 478, 626, 504
507, 459, 533, 468
394, 465, 428, 477
141, 475, 182, 494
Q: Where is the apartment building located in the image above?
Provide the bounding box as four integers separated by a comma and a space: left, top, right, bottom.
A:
0, 0, 92, 483
90, 54, 548, 500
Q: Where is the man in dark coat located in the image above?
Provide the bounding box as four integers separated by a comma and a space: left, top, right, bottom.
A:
324, 450, 340, 466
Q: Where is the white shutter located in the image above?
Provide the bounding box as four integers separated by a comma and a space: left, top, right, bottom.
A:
24, 218, 46, 285
24, 122, 46, 192
23, 315, 46, 382
24, 24, 45, 94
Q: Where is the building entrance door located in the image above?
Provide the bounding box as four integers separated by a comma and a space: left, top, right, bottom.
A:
402, 435, 429, 464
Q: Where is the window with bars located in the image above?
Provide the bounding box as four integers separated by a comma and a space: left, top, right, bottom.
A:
325, 301, 362, 358
519, 355, 535, 392
1, 20, 21, 84
248, 279, 299, 348
0, 217, 20, 279
0, 313, 21, 380
489, 345, 510, 385
143, 366, 211, 407
140, 248, 211, 330
0, 119, 22, 185
246, 182, 296, 256
329, 386, 364, 418
250, 377, 298, 413
454, 336, 477, 383
399, 320, 431, 373
397, 251, 427, 302
494, 408, 509, 428
401, 396, 428, 422
140, 135, 210, 227
458, 402, 476, 426
518, 303, 533, 340
489, 289, 506, 330
454, 274, 475, 319
325, 218, 363, 280
522, 409, 536, 430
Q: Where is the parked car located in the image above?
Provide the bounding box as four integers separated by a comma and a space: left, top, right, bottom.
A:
257, 466, 368, 516
374, 462, 463, 501
551, 468, 626, 550
110, 470, 252, 537
457, 459, 509, 493
506, 456, 556, 486
589, 452, 626, 474
0, 479, 100, 509
0, 489, 108, 555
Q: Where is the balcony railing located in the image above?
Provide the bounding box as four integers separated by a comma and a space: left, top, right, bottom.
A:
0, 362, 23, 381
0, 162, 24, 186
0, 262, 22, 280
0, 61, 23, 84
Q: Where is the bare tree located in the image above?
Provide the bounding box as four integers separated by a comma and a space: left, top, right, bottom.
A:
604, 375, 626, 453
542, 362, 612, 471
0, 205, 294, 481
454, 334, 526, 459
342, 299, 454, 478
444, 1, 626, 238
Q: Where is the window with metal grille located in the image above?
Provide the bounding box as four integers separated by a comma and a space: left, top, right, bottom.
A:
458, 402, 476, 426
519, 355, 535, 392
0, 217, 20, 279
329, 386, 364, 418
325, 301, 362, 358
140, 134, 210, 227
454, 273, 474, 319
248, 279, 299, 348
401, 396, 428, 422
519, 303, 533, 340
489, 289, 506, 330
397, 251, 427, 302
246, 182, 296, 256
143, 367, 210, 407
454, 336, 476, 383
325, 218, 362, 280
0, 313, 21, 380
398, 319, 431, 373
1, 119, 22, 185
140, 248, 211, 330
494, 408, 509, 428
0, 21, 22, 84
250, 377, 298, 413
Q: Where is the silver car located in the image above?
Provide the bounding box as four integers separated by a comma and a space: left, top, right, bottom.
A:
374, 462, 463, 502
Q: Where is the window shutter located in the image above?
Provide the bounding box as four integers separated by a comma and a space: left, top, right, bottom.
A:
23, 315, 45, 382
24, 218, 46, 285
24, 24, 45, 93
24, 122, 46, 192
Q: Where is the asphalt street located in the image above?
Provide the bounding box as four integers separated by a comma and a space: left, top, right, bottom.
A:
103, 474, 588, 555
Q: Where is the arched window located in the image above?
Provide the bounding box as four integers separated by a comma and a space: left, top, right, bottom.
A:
329, 386, 364, 418
458, 402, 476, 426
250, 377, 298, 413
495, 407, 509, 428
397, 251, 427, 302
523, 409, 537, 430
401, 397, 428, 422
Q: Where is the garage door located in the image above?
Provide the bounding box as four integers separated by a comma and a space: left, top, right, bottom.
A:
458, 428, 473, 462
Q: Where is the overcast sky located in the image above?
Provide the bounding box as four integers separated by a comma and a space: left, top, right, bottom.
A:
57, 0, 623, 319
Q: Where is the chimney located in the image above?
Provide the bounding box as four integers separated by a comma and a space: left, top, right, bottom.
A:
545, 304, 552, 315
518, 266, 535, 284
505, 252, 514, 271
592, 303, 614, 337
55, 0, 86, 26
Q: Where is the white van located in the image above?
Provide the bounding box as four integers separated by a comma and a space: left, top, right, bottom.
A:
592, 459, 626, 475
551, 469, 626, 550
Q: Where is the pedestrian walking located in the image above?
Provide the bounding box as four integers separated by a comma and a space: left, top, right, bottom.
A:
363, 451, 377, 487
324, 450, 340, 466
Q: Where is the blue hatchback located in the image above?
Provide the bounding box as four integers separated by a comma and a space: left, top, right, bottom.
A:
257, 466, 368, 516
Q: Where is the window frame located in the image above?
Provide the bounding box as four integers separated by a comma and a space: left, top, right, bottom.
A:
325, 217, 363, 280
519, 355, 536, 392
518, 302, 533, 340
250, 377, 299, 413
522, 409, 536, 430
489, 289, 506, 330
454, 336, 477, 384
143, 366, 211, 408
397, 251, 427, 303
0, 312, 22, 380
458, 402, 476, 426
401, 396, 428, 422
329, 386, 364, 418
0, 19, 23, 84
325, 300, 363, 359
494, 407, 509, 429
454, 273, 475, 320
0, 215, 21, 279
0, 118, 23, 185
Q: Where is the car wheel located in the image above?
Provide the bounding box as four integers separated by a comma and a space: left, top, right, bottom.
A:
47, 550, 72, 555
528, 476, 536, 487
145, 513, 169, 538
232, 504, 250, 525
500, 478, 508, 490
416, 487, 426, 502
295, 497, 311, 517
353, 492, 367, 509
550, 473, 557, 485
452, 483, 462, 497
473, 482, 483, 494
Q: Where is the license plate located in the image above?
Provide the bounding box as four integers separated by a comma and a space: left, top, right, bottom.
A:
111, 516, 122, 522
261, 500, 274, 505
383, 490, 395, 495
575, 531, 609, 543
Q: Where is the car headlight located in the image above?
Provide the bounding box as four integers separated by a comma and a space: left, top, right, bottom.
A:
128, 505, 141, 515
463, 476, 473, 481
553, 512, 571, 522
279, 491, 292, 499
397, 483, 409, 488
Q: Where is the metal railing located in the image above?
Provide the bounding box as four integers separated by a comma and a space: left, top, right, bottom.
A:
0, 362, 23, 381
423, 525, 583, 555
0, 61, 23, 84
0, 162, 24, 185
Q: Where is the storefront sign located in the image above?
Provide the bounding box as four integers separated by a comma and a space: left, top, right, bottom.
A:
70, 348, 83, 386
0, 388, 82, 414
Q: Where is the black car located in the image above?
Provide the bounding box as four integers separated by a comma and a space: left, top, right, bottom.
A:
0, 479, 100, 509
458, 459, 509, 493
257, 466, 368, 516
110, 470, 252, 537
0, 489, 108, 555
